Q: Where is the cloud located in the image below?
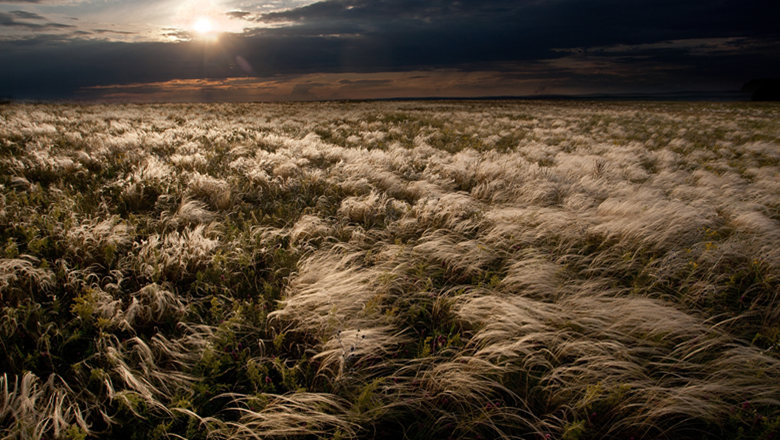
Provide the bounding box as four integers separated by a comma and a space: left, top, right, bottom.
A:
0, 11, 75, 29
92, 29, 137, 35
73, 70, 564, 102
544, 35, 780, 85
0, 0, 81, 3
8, 10, 45, 20
1, 0, 779, 100
160, 28, 192, 40
338, 79, 393, 86
251, 0, 780, 49
554, 37, 768, 57
0, 0, 86, 3
225, 11, 251, 19
257, 0, 520, 24
236, 0, 780, 78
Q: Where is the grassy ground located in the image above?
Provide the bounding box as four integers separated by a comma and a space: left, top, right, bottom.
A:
1, 100, 779, 440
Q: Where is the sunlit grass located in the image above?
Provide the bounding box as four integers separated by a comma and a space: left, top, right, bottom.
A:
1, 100, 779, 439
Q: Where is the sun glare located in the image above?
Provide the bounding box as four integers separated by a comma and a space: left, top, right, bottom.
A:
193, 18, 213, 34
173, 1, 250, 41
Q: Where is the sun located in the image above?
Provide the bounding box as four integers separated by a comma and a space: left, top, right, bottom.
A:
192, 18, 213, 34
173, 1, 253, 41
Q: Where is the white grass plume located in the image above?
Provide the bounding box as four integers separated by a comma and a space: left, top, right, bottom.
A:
0, 373, 88, 440
132, 224, 220, 282
0, 256, 55, 302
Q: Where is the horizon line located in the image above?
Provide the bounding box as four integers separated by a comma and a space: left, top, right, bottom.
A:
0, 89, 765, 105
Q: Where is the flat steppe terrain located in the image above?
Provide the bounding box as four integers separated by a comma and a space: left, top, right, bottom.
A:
1, 101, 779, 439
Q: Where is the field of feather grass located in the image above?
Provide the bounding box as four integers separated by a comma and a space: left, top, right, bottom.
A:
1, 100, 780, 440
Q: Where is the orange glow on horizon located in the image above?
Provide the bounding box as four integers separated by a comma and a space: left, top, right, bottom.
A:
77, 70, 570, 102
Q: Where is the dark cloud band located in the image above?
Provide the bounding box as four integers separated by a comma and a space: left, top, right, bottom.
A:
1, 0, 778, 100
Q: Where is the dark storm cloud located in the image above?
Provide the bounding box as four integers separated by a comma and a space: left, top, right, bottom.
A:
1, 0, 779, 100
256, 0, 780, 41
230, 0, 780, 84
0, 37, 256, 99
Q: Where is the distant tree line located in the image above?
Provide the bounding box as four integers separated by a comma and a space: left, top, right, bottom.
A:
742, 78, 780, 101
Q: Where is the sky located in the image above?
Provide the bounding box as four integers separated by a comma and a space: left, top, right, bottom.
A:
0, 0, 778, 101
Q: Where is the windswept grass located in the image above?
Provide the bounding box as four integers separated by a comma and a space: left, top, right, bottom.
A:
1, 101, 779, 439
